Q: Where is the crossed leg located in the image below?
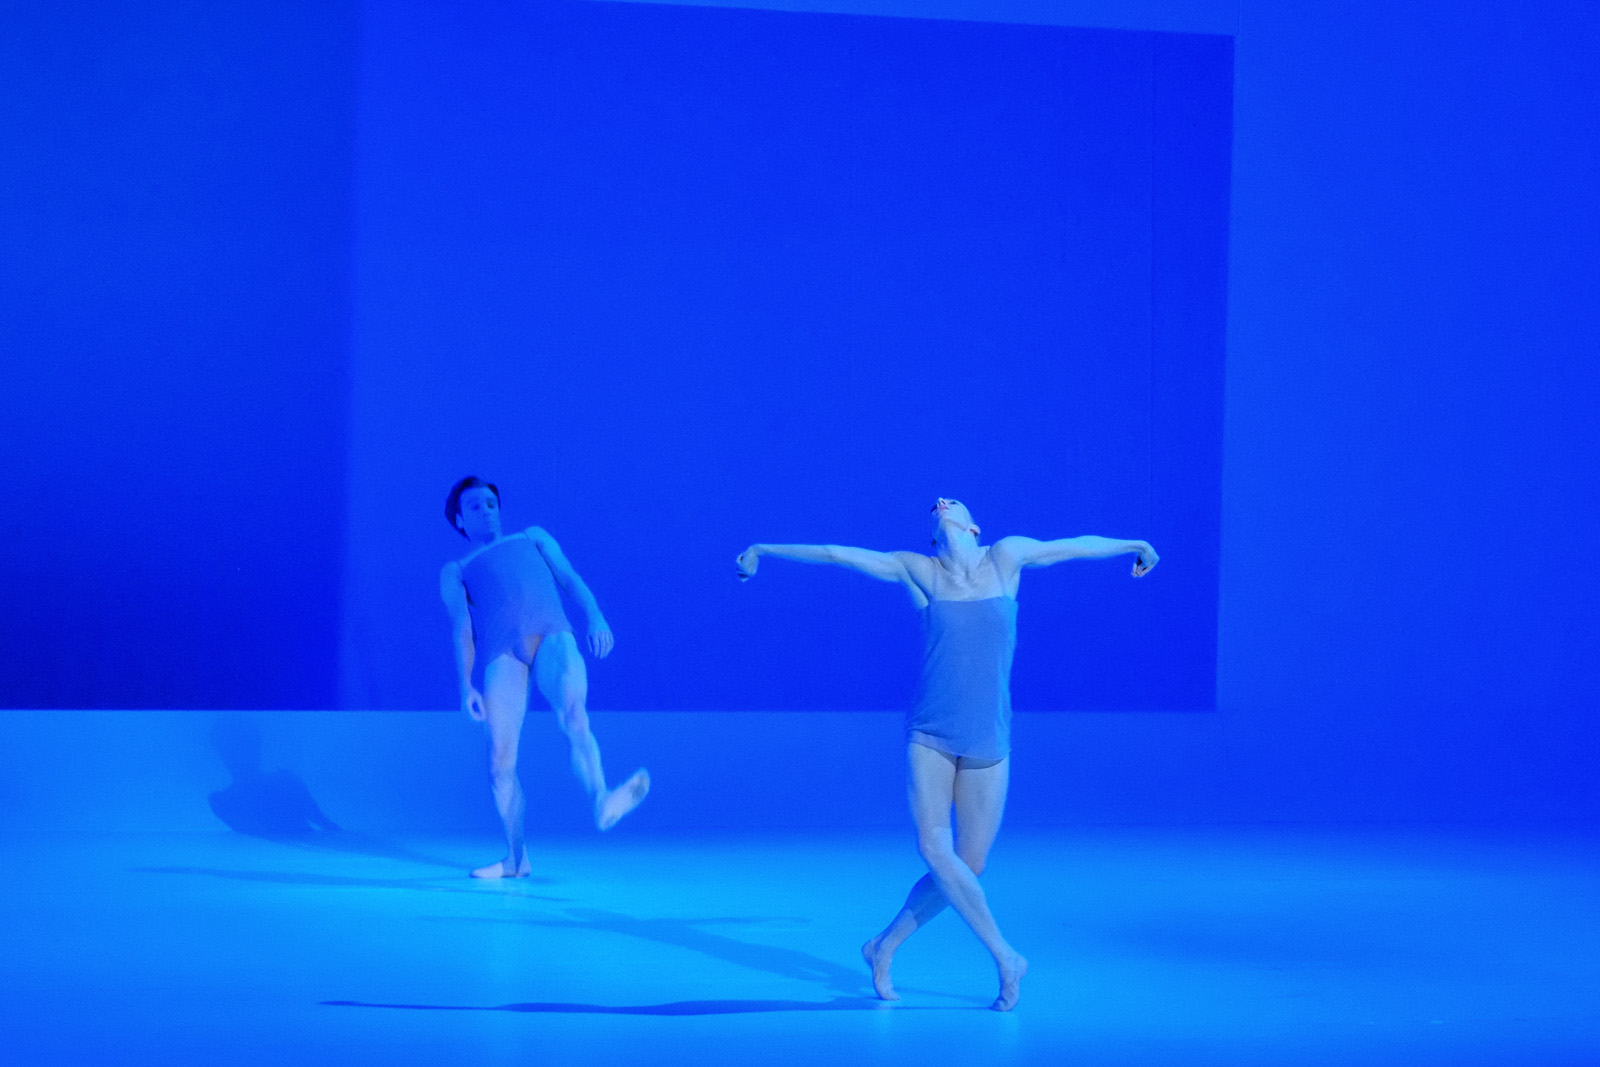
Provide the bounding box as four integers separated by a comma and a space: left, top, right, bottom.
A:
862, 742, 1027, 1010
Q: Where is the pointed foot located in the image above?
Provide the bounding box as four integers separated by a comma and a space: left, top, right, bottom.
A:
596, 769, 651, 831
861, 939, 901, 1001
990, 953, 1028, 1012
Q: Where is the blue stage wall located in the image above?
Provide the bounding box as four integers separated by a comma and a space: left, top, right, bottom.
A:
0, 2, 358, 709
0, 1, 1230, 715
339, 1, 1230, 713
1215, 0, 1600, 816
2, 0, 1597, 825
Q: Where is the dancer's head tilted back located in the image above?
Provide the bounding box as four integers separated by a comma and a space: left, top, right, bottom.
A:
734, 495, 1155, 1011
446, 476, 501, 542
930, 497, 981, 548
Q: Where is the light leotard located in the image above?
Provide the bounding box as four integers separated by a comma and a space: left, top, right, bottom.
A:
458, 533, 572, 682
906, 554, 1018, 762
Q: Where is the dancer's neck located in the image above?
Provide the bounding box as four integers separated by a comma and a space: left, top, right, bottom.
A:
935, 535, 985, 574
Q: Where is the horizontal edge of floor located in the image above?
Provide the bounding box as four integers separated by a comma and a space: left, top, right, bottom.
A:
2, 709, 1596, 833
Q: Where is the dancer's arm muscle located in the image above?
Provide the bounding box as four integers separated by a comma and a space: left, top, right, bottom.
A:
994, 536, 1159, 578
439, 562, 485, 718
737, 544, 929, 603
527, 526, 614, 658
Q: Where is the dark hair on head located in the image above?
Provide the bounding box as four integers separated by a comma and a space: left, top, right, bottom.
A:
445, 476, 499, 537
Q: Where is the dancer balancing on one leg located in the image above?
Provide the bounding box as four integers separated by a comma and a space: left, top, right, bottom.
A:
736, 499, 1157, 1011
440, 476, 650, 879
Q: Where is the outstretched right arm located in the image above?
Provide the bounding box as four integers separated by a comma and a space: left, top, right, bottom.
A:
736, 544, 929, 606
438, 562, 485, 720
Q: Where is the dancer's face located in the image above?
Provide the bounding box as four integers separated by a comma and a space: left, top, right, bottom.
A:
456, 486, 502, 541
930, 498, 979, 544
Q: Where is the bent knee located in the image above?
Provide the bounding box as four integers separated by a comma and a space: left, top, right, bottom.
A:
558, 705, 591, 737
916, 831, 957, 867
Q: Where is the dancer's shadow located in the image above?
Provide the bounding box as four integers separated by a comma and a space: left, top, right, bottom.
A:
206, 717, 459, 870
132, 864, 569, 900
322, 995, 967, 1016
208, 717, 337, 837
435, 907, 960, 999
556, 908, 863, 994
332, 908, 983, 1013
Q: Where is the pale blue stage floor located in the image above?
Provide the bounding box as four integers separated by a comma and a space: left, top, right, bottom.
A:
3, 825, 1597, 1066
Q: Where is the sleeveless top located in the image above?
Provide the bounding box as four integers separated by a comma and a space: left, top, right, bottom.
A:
458, 534, 572, 678
906, 553, 1019, 761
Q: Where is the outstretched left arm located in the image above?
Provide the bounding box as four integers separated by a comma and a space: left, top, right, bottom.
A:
527, 527, 615, 658
995, 535, 1159, 578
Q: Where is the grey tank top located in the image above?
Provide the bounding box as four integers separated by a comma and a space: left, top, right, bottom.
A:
906, 554, 1019, 761
459, 534, 572, 678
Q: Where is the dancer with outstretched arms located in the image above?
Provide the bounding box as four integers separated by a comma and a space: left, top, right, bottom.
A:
736, 498, 1157, 1010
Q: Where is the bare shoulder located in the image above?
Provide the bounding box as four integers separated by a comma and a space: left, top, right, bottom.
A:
993, 535, 1040, 556
890, 551, 936, 596
988, 539, 1040, 587
525, 527, 577, 572
887, 550, 933, 607
889, 550, 933, 579
992, 536, 1045, 566
438, 559, 466, 602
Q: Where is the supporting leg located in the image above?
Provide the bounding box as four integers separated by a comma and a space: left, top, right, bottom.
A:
863, 743, 1025, 1009
474, 653, 532, 878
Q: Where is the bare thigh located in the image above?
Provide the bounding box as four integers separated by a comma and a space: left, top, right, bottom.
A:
532, 631, 587, 722
907, 743, 1009, 870
482, 652, 533, 761
908, 743, 959, 839
952, 756, 1009, 873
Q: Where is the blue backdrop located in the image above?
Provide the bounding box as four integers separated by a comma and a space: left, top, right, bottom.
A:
1, 0, 1597, 826
0, 1, 1234, 715
0, 1, 1238, 714
340, 1, 1230, 712
0, 2, 356, 709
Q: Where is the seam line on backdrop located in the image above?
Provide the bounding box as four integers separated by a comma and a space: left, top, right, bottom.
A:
1147, 46, 1156, 535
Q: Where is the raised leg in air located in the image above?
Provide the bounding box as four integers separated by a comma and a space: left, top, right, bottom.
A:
534, 631, 649, 831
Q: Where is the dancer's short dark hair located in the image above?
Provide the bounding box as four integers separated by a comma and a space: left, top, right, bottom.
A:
445, 476, 499, 536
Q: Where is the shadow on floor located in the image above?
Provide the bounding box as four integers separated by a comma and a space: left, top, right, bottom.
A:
322, 996, 966, 1016
207, 717, 464, 870
132, 865, 570, 901
209, 717, 336, 836
433, 906, 868, 994
266, 830, 474, 871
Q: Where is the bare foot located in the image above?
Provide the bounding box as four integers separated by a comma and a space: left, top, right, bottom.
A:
991, 953, 1028, 1012
470, 857, 531, 879
595, 769, 650, 831
861, 938, 900, 1001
